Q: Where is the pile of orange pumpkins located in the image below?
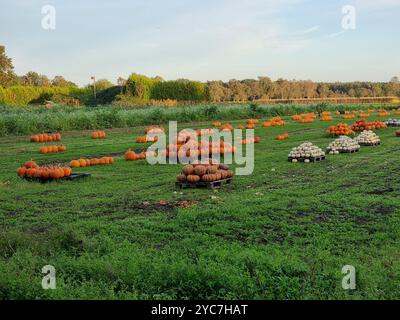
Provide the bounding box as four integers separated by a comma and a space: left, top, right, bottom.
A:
176, 161, 234, 184
220, 123, 234, 132
238, 124, 256, 129
352, 120, 387, 131
162, 140, 236, 159
91, 131, 106, 139
30, 133, 61, 143
326, 123, 355, 136
246, 119, 259, 125
320, 112, 333, 121
292, 113, 316, 124
70, 157, 114, 167
145, 126, 164, 134
241, 137, 261, 145
124, 150, 150, 161
17, 160, 72, 180
39, 146, 66, 154
262, 116, 286, 127
136, 136, 158, 143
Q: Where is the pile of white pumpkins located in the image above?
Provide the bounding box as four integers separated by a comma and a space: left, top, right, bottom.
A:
327, 136, 360, 154
354, 130, 381, 145
385, 119, 400, 127
288, 142, 325, 163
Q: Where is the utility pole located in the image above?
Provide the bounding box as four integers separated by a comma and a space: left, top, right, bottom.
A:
91, 76, 96, 101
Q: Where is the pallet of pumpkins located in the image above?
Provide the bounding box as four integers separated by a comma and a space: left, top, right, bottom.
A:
176, 160, 234, 189
385, 119, 400, 127
327, 136, 360, 154
288, 142, 326, 163
16, 160, 89, 183
354, 130, 381, 146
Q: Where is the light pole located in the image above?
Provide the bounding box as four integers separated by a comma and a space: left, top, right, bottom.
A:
91, 76, 96, 101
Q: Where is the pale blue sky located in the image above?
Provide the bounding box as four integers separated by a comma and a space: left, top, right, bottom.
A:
1, 0, 399, 85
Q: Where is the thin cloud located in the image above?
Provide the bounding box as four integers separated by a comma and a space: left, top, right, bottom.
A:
327, 30, 346, 38
293, 25, 320, 36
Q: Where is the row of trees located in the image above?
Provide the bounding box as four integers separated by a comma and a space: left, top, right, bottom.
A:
207, 78, 400, 102
1, 44, 400, 104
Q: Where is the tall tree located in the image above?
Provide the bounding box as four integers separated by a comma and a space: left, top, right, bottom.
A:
52, 75, 76, 87
207, 81, 226, 102
0, 45, 17, 87
20, 71, 50, 86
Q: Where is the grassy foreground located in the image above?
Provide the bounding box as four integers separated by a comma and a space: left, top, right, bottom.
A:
0, 114, 399, 299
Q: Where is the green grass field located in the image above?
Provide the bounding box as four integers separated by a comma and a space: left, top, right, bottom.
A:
0, 114, 399, 300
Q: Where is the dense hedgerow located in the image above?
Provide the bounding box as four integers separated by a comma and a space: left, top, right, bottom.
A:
151, 80, 208, 101
125, 74, 208, 102
0, 103, 396, 136
0, 86, 72, 106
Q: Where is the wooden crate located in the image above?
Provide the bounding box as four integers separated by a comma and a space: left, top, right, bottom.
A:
288, 156, 326, 163
176, 177, 233, 189
23, 173, 91, 183
359, 141, 381, 146
339, 149, 360, 154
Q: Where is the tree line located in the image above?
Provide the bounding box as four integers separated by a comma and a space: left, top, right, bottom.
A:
1, 44, 400, 105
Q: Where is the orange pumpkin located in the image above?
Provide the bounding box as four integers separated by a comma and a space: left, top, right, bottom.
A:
70, 160, 80, 168
24, 160, 38, 168
193, 165, 206, 176
17, 167, 27, 177
125, 150, 137, 161
78, 159, 87, 167
176, 174, 187, 182
182, 165, 194, 175
186, 175, 200, 183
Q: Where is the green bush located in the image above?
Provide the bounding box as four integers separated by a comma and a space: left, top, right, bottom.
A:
0, 86, 71, 106
151, 80, 208, 101
126, 74, 159, 100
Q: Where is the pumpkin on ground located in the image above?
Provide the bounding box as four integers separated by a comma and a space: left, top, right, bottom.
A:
91, 131, 106, 139
71, 157, 114, 167
275, 133, 289, 140
31, 133, 61, 143
39, 146, 66, 154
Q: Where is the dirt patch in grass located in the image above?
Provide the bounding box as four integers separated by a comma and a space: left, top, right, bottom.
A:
367, 187, 394, 195
370, 204, 394, 216
134, 199, 198, 211
101, 198, 198, 218
314, 213, 330, 223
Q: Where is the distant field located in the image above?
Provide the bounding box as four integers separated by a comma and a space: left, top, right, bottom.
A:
0, 112, 399, 299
